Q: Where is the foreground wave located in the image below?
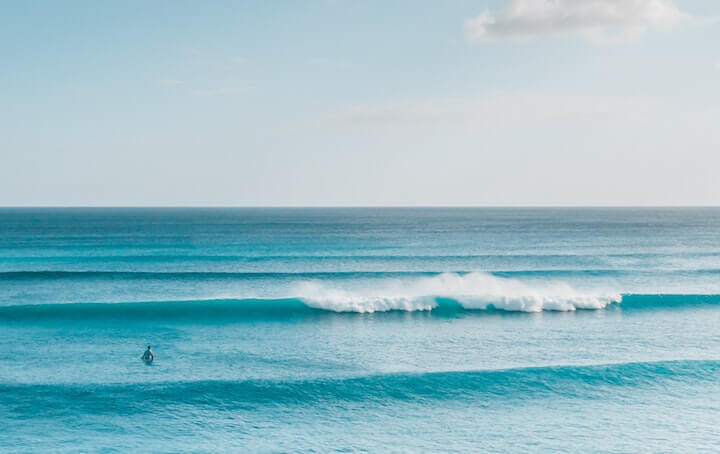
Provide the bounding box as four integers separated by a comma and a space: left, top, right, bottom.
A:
2, 360, 717, 414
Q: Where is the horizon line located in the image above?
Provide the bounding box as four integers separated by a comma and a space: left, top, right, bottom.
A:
1, 205, 719, 209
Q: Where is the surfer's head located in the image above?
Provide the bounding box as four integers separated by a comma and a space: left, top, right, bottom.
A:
147, 345, 151, 349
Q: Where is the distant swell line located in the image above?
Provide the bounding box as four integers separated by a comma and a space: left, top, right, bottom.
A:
1, 360, 718, 413
4, 251, 720, 259
0, 270, 443, 280
2, 269, 720, 280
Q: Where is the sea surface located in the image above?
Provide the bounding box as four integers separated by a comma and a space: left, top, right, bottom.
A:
1, 207, 719, 453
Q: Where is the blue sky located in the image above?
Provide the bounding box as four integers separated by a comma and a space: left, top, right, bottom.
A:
2, 0, 719, 206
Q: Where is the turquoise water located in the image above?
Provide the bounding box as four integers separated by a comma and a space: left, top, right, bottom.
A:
1, 208, 720, 452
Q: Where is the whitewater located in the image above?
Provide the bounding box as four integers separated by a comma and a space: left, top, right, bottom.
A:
294, 271, 622, 312
1, 207, 720, 453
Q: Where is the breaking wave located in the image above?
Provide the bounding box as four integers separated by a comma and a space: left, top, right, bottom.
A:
3, 294, 720, 321
295, 272, 621, 313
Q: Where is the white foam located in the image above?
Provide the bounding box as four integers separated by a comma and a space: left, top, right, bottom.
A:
295, 272, 621, 313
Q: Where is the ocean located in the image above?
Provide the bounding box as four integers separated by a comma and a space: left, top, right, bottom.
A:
1, 207, 719, 452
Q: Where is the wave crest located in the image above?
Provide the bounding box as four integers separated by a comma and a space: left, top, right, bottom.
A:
295, 272, 621, 313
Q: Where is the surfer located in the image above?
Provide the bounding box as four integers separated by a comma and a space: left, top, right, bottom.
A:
141, 345, 154, 362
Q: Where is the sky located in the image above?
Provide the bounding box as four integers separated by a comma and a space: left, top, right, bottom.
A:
1, 0, 719, 206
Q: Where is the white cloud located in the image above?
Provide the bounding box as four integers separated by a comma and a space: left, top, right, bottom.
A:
465, 0, 702, 43
326, 94, 658, 132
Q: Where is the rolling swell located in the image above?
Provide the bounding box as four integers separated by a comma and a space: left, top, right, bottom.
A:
2, 294, 720, 321
0, 270, 445, 280
2, 360, 718, 415
0, 299, 314, 321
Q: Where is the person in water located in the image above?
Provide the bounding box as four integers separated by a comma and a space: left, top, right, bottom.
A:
141, 345, 154, 362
